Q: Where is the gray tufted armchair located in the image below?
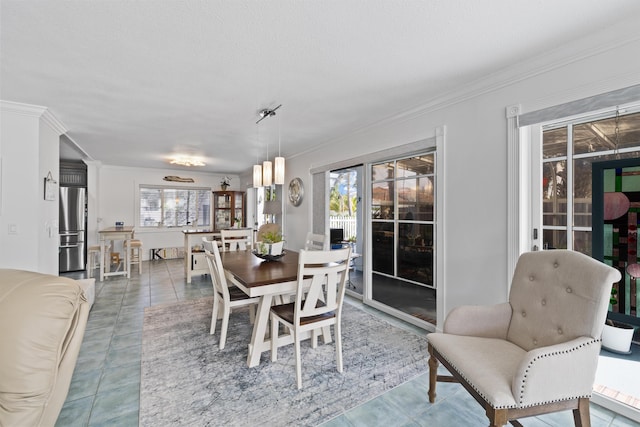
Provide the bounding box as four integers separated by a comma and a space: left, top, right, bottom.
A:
427, 250, 621, 427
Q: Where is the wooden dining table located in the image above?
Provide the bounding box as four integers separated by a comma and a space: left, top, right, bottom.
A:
221, 249, 331, 367
98, 226, 135, 282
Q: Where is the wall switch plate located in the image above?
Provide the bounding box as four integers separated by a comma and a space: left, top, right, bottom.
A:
8, 224, 18, 234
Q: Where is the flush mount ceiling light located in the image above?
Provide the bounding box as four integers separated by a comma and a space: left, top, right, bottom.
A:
170, 156, 205, 167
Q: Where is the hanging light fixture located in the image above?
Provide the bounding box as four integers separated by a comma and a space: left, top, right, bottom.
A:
253, 123, 262, 188
274, 111, 285, 185
253, 164, 262, 188
262, 141, 273, 187
257, 105, 283, 185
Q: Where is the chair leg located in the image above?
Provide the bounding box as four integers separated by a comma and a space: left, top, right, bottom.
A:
335, 323, 343, 373
295, 331, 302, 389
428, 344, 438, 403
572, 398, 590, 427
486, 407, 508, 427
219, 306, 230, 350
271, 315, 279, 362
210, 295, 220, 335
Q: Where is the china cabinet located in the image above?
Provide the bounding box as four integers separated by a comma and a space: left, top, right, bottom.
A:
213, 191, 245, 231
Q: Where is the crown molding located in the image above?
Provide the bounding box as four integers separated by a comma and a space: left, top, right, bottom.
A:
41, 109, 68, 135
1, 100, 68, 135
1, 100, 47, 116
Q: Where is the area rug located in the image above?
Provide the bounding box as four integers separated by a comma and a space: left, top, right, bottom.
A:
140, 297, 429, 426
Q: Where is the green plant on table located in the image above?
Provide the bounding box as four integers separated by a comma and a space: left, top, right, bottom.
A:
261, 230, 283, 244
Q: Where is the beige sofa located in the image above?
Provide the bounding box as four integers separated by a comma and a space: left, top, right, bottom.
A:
0, 269, 92, 427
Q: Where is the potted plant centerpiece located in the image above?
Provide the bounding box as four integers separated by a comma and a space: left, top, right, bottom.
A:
256, 230, 284, 256
220, 176, 231, 191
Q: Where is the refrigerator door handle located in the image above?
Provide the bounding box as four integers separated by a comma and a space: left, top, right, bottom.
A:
60, 244, 80, 249
60, 232, 79, 236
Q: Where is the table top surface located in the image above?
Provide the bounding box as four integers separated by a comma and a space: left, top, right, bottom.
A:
220, 250, 299, 288
99, 226, 135, 233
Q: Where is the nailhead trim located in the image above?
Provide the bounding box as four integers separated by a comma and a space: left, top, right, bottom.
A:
432, 337, 601, 410
517, 338, 600, 407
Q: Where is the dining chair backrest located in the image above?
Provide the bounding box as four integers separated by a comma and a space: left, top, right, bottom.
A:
221, 229, 252, 251
204, 240, 229, 300
295, 248, 351, 322
304, 232, 329, 251
201, 237, 217, 252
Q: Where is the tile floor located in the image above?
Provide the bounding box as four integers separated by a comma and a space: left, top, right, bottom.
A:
58, 258, 640, 427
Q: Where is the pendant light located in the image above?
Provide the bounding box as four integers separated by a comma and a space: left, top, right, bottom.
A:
262, 140, 273, 187
274, 112, 285, 185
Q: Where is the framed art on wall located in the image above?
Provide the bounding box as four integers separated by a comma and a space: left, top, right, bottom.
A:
44, 171, 57, 201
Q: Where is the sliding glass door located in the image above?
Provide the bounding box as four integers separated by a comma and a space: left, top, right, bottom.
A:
370, 154, 436, 324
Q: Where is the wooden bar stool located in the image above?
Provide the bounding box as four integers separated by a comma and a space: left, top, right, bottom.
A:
127, 239, 143, 275
87, 244, 110, 278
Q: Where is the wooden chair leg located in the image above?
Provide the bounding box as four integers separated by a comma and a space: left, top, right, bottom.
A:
335, 322, 343, 373
572, 397, 590, 427
210, 295, 219, 334
219, 306, 230, 350
428, 344, 438, 403
486, 407, 508, 427
295, 331, 302, 389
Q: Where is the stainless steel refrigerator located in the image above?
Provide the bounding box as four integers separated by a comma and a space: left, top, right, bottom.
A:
59, 186, 87, 272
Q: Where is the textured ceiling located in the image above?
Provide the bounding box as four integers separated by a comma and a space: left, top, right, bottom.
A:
2, 1, 640, 174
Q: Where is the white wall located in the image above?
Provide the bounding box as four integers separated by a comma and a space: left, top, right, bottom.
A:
0, 102, 65, 274
282, 34, 640, 327
95, 165, 240, 260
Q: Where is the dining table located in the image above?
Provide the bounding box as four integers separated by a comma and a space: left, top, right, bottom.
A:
221, 249, 331, 368
98, 226, 135, 281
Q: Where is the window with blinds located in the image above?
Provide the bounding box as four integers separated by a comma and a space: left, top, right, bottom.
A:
139, 186, 211, 228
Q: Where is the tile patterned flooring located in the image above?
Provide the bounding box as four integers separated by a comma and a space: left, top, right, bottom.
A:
58, 259, 640, 427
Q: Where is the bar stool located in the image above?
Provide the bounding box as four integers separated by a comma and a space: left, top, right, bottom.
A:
87, 244, 110, 278
127, 239, 143, 275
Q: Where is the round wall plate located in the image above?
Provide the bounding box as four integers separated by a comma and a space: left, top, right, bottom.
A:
288, 177, 304, 206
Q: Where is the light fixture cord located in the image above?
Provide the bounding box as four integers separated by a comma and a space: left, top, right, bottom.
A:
278, 113, 281, 156
614, 107, 620, 159
256, 123, 260, 163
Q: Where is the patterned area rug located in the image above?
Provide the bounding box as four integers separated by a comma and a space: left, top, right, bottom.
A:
140, 297, 428, 426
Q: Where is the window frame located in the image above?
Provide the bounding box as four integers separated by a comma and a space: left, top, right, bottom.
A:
138, 184, 211, 229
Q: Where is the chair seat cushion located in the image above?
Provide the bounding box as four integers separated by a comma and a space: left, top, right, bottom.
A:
227, 286, 252, 301
271, 302, 334, 326
428, 333, 526, 409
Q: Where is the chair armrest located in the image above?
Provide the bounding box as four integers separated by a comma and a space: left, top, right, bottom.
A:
512, 336, 601, 407
443, 302, 512, 339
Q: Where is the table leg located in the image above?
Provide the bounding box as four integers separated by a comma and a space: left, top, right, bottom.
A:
99, 240, 105, 282
247, 294, 273, 368
125, 239, 131, 279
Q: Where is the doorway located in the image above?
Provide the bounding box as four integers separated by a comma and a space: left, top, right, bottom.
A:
593, 158, 640, 333
369, 154, 436, 325
329, 166, 363, 297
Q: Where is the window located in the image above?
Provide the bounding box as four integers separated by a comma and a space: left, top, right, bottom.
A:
371, 154, 435, 285
541, 111, 640, 254
139, 186, 211, 228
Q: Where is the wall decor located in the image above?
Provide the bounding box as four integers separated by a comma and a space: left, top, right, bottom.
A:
288, 177, 304, 207
44, 171, 57, 201
163, 176, 195, 183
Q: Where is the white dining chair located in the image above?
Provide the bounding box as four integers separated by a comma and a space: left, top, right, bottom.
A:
221, 229, 252, 251
203, 239, 259, 350
270, 247, 352, 389
304, 232, 329, 251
